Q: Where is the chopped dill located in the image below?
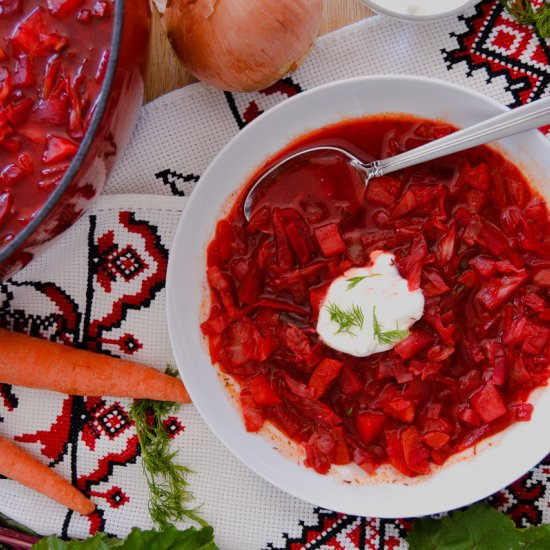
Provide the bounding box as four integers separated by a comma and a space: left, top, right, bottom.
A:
345, 273, 382, 290
130, 365, 205, 529
326, 302, 365, 336
372, 306, 410, 346
345, 406, 354, 417
500, 0, 550, 38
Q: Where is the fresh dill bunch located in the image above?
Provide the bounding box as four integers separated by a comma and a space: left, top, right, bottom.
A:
500, 0, 550, 38
130, 366, 205, 529
326, 302, 365, 336
372, 306, 410, 346
345, 273, 381, 290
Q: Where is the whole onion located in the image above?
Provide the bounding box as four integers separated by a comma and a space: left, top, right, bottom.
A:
165, 0, 324, 92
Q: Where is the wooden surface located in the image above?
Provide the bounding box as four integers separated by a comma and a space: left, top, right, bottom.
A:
144, 0, 374, 103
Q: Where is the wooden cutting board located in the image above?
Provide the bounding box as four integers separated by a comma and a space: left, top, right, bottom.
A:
144, 0, 374, 103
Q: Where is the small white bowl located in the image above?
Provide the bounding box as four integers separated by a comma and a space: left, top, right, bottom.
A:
361, 0, 479, 21
166, 75, 550, 518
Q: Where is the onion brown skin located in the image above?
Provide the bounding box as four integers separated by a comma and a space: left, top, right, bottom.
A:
165, 0, 324, 92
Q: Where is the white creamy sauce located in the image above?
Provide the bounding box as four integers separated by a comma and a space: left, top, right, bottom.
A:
316, 251, 424, 358
374, 0, 472, 16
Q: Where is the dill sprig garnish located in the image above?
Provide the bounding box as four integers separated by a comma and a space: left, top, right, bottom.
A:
326, 302, 364, 336
500, 0, 550, 38
345, 273, 381, 290
130, 366, 205, 529
372, 306, 410, 346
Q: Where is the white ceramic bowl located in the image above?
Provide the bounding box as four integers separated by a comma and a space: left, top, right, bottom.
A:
166, 75, 550, 518
361, 0, 479, 21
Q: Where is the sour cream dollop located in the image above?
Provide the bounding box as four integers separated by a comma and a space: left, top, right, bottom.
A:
316, 251, 424, 358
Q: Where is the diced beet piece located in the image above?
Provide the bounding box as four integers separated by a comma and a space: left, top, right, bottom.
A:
422, 431, 450, 450
331, 426, 351, 465
364, 176, 400, 207
401, 426, 431, 475
240, 390, 265, 432
247, 374, 282, 408
7, 97, 33, 126
42, 134, 78, 164
355, 412, 385, 446
385, 431, 414, 477
394, 329, 433, 360
11, 8, 69, 57
308, 358, 343, 398
352, 447, 378, 475
458, 407, 482, 426
47, 0, 82, 17
470, 383, 507, 423
314, 223, 346, 258
384, 398, 415, 424
339, 365, 363, 395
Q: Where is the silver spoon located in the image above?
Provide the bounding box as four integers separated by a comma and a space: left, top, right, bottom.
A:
243, 96, 550, 221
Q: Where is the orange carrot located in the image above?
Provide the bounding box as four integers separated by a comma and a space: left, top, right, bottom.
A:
0, 328, 190, 403
0, 434, 95, 515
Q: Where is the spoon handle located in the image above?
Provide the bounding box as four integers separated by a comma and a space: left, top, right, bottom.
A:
371, 96, 550, 178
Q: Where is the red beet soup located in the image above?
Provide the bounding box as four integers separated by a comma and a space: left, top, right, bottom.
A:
201, 115, 550, 478
0, 0, 113, 248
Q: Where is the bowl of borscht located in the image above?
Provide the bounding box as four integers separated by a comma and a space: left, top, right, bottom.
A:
167, 75, 550, 517
0, 0, 150, 279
